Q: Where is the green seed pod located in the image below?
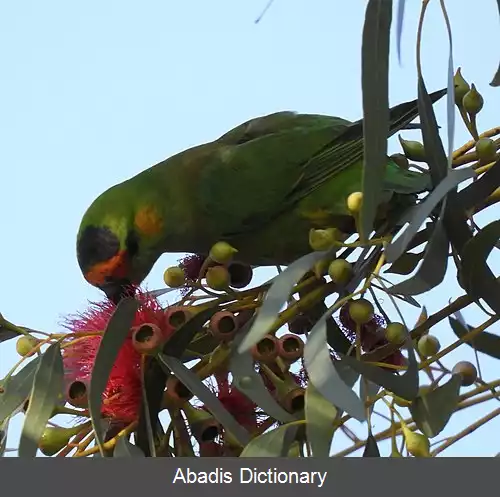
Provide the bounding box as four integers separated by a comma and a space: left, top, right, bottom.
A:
16, 336, 38, 357
209, 241, 238, 264
475, 137, 496, 164
346, 191, 363, 214
452, 361, 478, 387
308, 228, 338, 251
163, 266, 186, 288
205, 266, 230, 291
328, 259, 354, 286
39, 425, 84, 456
462, 84, 484, 116
453, 67, 470, 107
390, 153, 410, 170
417, 334, 440, 357
348, 299, 374, 325
385, 322, 407, 345
403, 427, 430, 457
398, 136, 426, 162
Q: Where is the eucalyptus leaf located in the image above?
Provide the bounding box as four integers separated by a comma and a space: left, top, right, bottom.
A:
395, 0, 406, 64
0, 358, 40, 424
460, 220, 500, 315
385, 251, 423, 276
458, 158, 500, 211
238, 250, 331, 353
114, 436, 146, 457
359, 0, 393, 241
18, 343, 64, 457
340, 336, 419, 401
388, 213, 449, 296
490, 0, 500, 86
89, 297, 139, 456
410, 374, 462, 438
449, 317, 500, 360
230, 320, 295, 423
0, 418, 9, 456
305, 383, 338, 457
363, 434, 380, 457
0, 328, 18, 344
304, 310, 366, 422
159, 355, 251, 447
240, 423, 297, 457
385, 166, 475, 263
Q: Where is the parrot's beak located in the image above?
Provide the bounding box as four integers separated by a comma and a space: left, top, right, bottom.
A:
100, 279, 133, 305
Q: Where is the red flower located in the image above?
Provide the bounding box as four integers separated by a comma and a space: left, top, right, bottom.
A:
60, 289, 169, 423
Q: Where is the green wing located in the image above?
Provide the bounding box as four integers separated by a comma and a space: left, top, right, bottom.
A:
197, 89, 445, 237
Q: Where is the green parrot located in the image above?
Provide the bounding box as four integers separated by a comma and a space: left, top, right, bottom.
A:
77, 89, 445, 303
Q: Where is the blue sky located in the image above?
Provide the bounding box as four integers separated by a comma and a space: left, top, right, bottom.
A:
1, 0, 499, 456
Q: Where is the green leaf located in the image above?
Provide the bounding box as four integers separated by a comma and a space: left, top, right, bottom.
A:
385, 166, 475, 263
304, 310, 366, 422
88, 297, 139, 457
460, 220, 500, 315
0, 358, 40, 424
230, 319, 295, 423
114, 437, 146, 457
237, 250, 331, 353
385, 251, 423, 275
18, 343, 64, 457
340, 336, 419, 401
240, 423, 297, 457
458, 158, 500, 212
0, 327, 18, 344
363, 434, 380, 457
359, 0, 393, 242
388, 214, 449, 296
449, 316, 500, 360
305, 383, 338, 457
490, 0, 500, 86
0, 418, 9, 456
410, 374, 462, 438
159, 355, 252, 447
395, 0, 406, 64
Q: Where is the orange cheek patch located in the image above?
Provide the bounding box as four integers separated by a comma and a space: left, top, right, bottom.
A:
134, 205, 164, 237
85, 250, 127, 286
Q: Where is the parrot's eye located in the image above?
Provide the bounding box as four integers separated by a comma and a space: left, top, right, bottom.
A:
77, 225, 120, 272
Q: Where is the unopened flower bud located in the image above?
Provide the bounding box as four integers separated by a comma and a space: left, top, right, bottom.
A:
163, 266, 186, 288
309, 228, 338, 251
398, 136, 426, 162
454, 67, 470, 107
475, 137, 496, 164
209, 241, 238, 264
452, 361, 477, 387
328, 259, 353, 286
205, 266, 230, 291
417, 334, 440, 357
462, 84, 484, 116
385, 322, 407, 345
403, 426, 430, 457
16, 336, 38, 357
390, 153, 410, 170
348, 299, 374, 325
346, 192, 363, 214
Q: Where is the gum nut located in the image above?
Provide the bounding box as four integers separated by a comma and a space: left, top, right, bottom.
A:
348, 299, 375, 325
163, 266, 186, 288
205, 265, 230, 291
417, 334, 440, 357
452, 361, 478, 387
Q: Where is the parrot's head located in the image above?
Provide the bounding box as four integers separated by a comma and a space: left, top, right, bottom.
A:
76, 184, 165, 303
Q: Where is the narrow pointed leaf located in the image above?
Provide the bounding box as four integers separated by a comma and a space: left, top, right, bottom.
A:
363, 434, 380, 457
230, 320, 295, 423
114, 437, 146, 457
0, 358, 40, 424
304, 313, 366, 422
0, 418, 9, 456
449, 316, 500, 360
238, 250, 331, 353
340, 336, 419, 401
18, 343, 64, 457
490, 0, 500, 86
305, 382, 338, 457
88, 297, 139, 456
385, 251, 423, 275
388, 215, 449, 296
359, 0, 393, 241
410, 374, 462, 438
0, 328, 18, 344
460, 220, 500, 315
240, 423, 296, 457
385, 166, 475, 262
395, 0, 406, 64
159, 355, 251, 447
458, 158, 500, 211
